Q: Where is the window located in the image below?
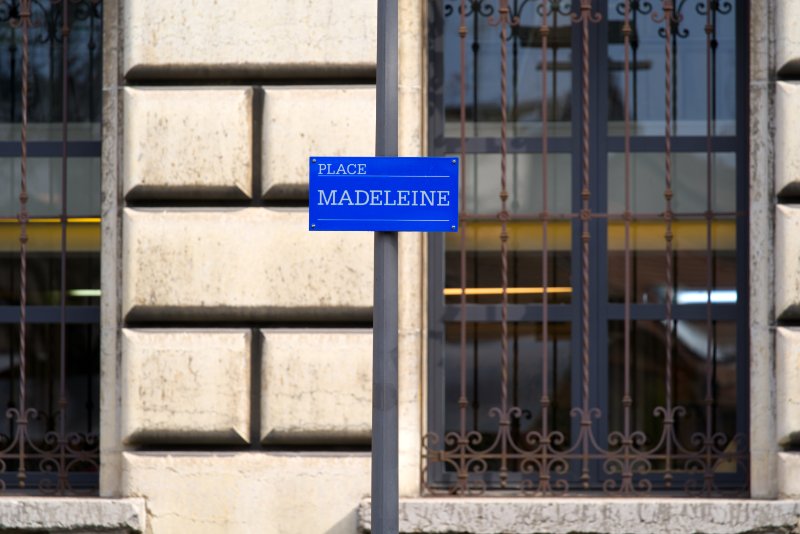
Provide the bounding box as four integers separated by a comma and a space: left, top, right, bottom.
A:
0, 0, 101, 492
425, 0, 748, 495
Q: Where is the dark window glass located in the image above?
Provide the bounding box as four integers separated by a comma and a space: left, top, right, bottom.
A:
0, 0, 101, 493
426, 0, 747, 496
442, 3, 574, 138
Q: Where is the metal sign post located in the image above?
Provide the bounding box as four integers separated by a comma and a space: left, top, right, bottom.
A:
308, 2, 457, 530
374, 0, 398, 532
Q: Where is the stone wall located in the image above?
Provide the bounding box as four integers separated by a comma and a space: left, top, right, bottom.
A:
775, 0, 800, 500
749, 0, 778, 499
99, 1, 429, 533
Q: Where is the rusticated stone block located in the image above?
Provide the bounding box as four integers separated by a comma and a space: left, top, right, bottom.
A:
123, 88, 253, 200
261, 86, 375, 199
121, 329, 251, 444
778, 452, 800, 498
120, 452, 369, 534
776, 82, 800, 197
123, 1, 376, 79
777, 327, 800, 447
122, 208, 372, 321
777, 1, 800, 76
776, 205, 800, 319
260, 329, 371, 444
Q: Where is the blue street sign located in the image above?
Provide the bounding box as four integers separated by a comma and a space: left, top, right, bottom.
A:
309, 156, 459, 232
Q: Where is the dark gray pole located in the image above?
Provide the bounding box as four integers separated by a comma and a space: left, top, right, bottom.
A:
373, 0, 398, 532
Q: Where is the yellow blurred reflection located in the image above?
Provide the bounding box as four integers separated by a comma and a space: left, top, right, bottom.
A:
443, 286, 572, 296
0, 218, 101, 252
445, 220, 736, 252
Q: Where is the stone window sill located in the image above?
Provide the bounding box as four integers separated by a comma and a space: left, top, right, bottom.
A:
0, 497, 145, 533
359, 497, 800, 534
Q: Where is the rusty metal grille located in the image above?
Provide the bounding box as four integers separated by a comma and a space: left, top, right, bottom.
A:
425, 0, 748, 496
0, 0, 101, 493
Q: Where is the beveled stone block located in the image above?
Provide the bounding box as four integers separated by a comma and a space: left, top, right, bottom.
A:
778, 452, 800, 498
777, 327, 800, 447
261, 86, 375, 199
776, 1, 800, 76
120, 452, 370, 534
121, 329, 251, 444
123, 1, 376, 79
122, 208, 372, 322
123, 88, 253, 200
775, 205, 800, 319
775, 82, 800, 197
260, 329, 371, 444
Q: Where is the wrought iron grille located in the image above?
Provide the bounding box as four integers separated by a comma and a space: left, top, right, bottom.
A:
424, 0, 748, 496
0, 0, 101, 493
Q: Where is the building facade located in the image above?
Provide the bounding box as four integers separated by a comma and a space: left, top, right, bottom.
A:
2, 0, 800, 533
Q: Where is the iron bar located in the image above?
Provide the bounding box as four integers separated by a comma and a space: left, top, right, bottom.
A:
471, 1, 481, 438
58, 0, 69, 493
458, 0, 470, 495
16, 0, 31, 490
701, 0, 721, 495
489, 0, 514, 489
621, 0, 634, 494
539, 0, 551, 494
654, 0, 677, 489
571, 0, 602, 491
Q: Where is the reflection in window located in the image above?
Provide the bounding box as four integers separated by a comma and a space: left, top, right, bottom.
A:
0, 0, 102, 492
427, 0, 746, 495
0, 1, 102, 140
442, 2, 573, 138
607, 0, 737, 136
